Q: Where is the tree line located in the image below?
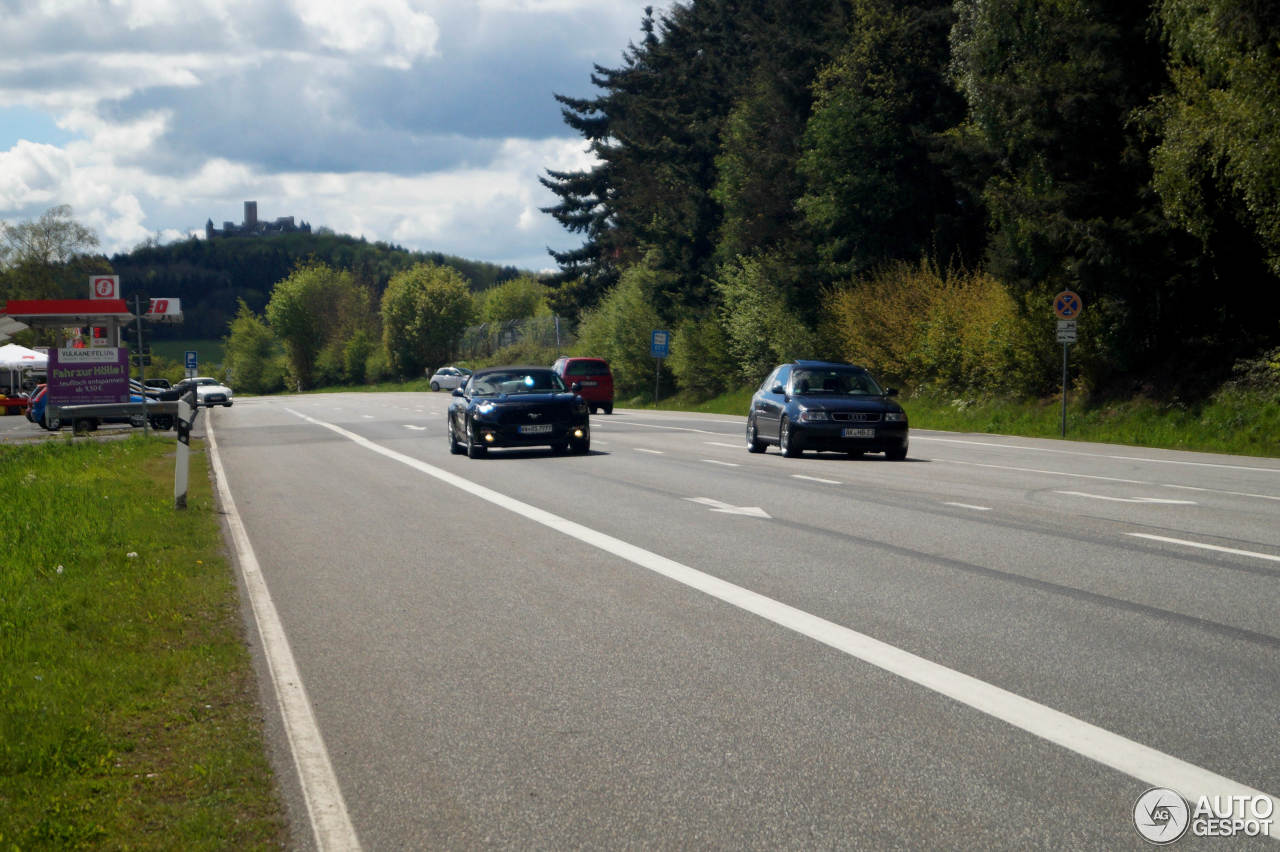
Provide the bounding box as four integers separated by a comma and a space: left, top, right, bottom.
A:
541, 0, 1280, 400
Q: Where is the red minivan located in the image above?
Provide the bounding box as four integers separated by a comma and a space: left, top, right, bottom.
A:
553, 356, 614, 414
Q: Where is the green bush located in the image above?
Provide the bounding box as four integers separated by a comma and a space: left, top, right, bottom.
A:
826, 260, 1044, 395
573, 258, 668, 397
714, 253, 816, 384
669, 316, 735, 398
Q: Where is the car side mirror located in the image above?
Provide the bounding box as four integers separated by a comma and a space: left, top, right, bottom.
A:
771, 383, 785, 395
452, 388, 465, 397
571, 382, 582, 393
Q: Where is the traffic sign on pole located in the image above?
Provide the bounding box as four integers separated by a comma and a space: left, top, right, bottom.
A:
1054, 290, 1083, 319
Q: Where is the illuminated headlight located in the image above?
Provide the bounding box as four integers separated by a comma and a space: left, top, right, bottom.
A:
483, 432, 495, 443
884, 411, 906, 423
797, 409, 829, 422
572, 428, 585, 439
476, 402, 496, 416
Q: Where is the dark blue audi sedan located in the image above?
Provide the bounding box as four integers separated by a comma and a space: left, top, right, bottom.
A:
746, 360, 908, 459
448, 366, 590, 458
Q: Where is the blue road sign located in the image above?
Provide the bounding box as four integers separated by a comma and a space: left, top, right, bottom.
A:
651, 329, 670, 358
1054, 291, 1083, 319
185, 350, 198, 370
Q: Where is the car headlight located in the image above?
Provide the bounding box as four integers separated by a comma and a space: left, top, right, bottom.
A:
797, 408, 829, 422
884, 411, 906, 423
475, 402, 496, 416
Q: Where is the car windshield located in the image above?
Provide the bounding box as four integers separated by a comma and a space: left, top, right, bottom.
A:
790, 368, 883, 396
470, 370, 565, 396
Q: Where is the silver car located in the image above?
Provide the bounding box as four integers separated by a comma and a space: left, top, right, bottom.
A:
428, 366, 471, 392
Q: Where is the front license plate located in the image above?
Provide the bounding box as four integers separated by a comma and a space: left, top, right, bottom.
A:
842, 427, 875, 438
519, 424, 553, 434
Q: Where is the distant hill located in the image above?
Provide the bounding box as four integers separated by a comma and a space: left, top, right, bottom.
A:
110, 233, 526, 340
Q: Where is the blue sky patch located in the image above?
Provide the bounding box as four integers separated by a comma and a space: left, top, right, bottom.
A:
0, 106, 77, 149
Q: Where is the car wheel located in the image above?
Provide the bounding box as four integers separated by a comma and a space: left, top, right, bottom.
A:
570, 436, 590, 454
466, 421, 487, 458
589, 405, 598, 415
447, 417, 465, 454
603, 404, 613, 415
885, 443, 908, 461
45, 414, 60, 431
779, 417, 802, 457
430, 381, 440, 392
746, 416, 766, 453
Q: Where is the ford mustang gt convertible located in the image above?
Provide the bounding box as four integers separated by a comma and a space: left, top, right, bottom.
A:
447, 366, 590, 458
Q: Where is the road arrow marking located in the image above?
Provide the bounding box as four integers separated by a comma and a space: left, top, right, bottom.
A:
684, 497, 771, 518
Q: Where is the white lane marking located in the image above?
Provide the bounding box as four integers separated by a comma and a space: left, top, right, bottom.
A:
1128, 533, 1280, 564
404, 425, 427, 431
283, 407, 1278, 820
206, 417, 361, 851
362, 414, 374, 419
701, 459, 740, 467
1161, 483, 1280, 503
1054, 491, 1198, 505
943, 459, 1279, 503
705, 441, 742, 449
636, 448, 664, 455
944, 459, 1147, 484
792, 474, 842, 485
915, 435, 1280, 473
684, 497, 771, 518
944, 502, 992, 512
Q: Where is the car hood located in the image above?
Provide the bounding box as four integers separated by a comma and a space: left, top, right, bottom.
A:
469, 392, 576, 405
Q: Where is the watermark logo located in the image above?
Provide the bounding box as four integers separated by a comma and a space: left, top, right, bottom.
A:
1134, 788, 1274, 844
1135, 788, 1189, 844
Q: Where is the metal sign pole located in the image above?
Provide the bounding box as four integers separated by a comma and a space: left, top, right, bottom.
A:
1061, 343, 1068, 438
132, 292, 149, 437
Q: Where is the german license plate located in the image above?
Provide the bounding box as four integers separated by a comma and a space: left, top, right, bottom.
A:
842, 427, 875, 438
519, 424, 553, 435
580, 380, 598, 386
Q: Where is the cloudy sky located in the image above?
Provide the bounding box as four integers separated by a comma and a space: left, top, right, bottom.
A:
0, 0, 658, 272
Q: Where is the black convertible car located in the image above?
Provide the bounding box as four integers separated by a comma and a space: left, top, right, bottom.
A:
447, 366, 591, 458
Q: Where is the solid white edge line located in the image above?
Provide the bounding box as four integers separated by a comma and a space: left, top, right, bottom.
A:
206, 415, 362, 852
284, 407, 1276, 830
1128, 533, 1280, 564
792, 474, 842, 485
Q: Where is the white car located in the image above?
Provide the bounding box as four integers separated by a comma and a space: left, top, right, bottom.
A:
428, 366, 471, 392
183, 376, 234, 407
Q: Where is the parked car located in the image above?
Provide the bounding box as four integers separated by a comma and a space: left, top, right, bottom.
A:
447, 366, 590, 458
177, 376, 233, 407
746, 360, 908, 459
143, 377, 172, 389
428, 365, 471, 392
552, 356, 614, 414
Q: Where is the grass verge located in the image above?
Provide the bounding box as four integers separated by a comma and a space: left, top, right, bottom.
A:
0, 435, 287, 849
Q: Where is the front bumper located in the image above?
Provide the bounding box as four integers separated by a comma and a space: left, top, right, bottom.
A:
792, 422, 908, 453
471, 418, 589, 448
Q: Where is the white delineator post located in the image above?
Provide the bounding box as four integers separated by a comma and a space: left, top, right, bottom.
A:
174, 390, 198, 509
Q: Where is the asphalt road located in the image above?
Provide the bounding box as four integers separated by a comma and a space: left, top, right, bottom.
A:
203, 393, 1278, 850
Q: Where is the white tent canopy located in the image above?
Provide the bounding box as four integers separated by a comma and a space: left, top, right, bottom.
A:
0, 343, 47, 369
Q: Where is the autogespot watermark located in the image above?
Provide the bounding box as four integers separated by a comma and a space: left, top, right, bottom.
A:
1134, 788, 1274, 844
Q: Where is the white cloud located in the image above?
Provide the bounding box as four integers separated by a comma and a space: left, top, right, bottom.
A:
0, 0, 641, 271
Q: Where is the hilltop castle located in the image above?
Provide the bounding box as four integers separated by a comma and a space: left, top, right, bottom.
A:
205, 201, 312, 239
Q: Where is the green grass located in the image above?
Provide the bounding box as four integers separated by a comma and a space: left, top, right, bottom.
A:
0, 436, 287, 849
